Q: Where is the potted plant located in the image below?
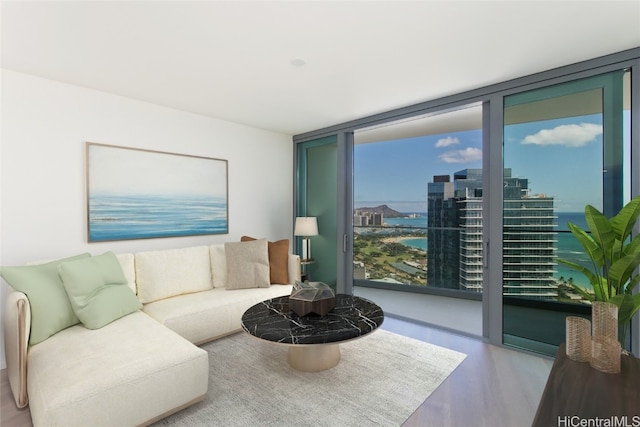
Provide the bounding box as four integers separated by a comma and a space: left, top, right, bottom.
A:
558, 196, 640, 348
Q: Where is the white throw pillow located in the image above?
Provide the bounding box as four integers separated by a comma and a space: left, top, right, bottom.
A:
135, 246, 213, 303
209, 244, 228, 288
224, 239, 270, 290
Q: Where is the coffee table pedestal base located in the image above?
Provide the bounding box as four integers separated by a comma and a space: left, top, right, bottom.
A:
288, 344, 341, 372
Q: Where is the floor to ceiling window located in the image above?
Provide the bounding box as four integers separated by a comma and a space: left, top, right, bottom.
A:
353, 105, 483, 296
502, 70, 631, 355
294, 49, 639, 356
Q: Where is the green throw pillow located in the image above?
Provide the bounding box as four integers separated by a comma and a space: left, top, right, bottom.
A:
58, 252, 142, 330
1, 253, 90, 345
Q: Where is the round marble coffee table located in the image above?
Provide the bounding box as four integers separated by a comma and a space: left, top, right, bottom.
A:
241, 294, 384, 372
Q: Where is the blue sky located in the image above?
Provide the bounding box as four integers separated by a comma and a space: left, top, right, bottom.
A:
354, 112, 621, 213
354, 129, 482, 213
504, 114, 603, 212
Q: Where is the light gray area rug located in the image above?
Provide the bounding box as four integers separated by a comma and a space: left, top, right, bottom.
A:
155, 329, 466, 426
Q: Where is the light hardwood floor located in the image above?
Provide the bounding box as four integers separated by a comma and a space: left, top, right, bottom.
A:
0, 315, 553, 427
385, 316, 554, 426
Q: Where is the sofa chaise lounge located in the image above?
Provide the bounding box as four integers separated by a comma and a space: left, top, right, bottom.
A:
2, 238, 299, 426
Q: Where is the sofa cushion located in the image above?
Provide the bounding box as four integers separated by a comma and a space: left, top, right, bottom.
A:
58, 252, 142, 329
135, 246, 213, 304
209, 244, 228, 288
143, 285, 294, 344
0, 253, 90, 345
224, 239, 270, 290
27, 311, 209, 427
241, 236, 290, 284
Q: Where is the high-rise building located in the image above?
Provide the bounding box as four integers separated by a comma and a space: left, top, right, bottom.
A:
427, 175, 459, 289
453, 169, 484, 293
371, 212, 383, 226
353, 261, 368, 280
458, 195, 483, 292
353, 213, 368, 227
353, 210, 384, 227
502, 171, 558, 299
427, 168, 557, 298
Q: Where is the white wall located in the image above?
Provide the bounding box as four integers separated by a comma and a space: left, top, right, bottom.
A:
0, 70, 294, 369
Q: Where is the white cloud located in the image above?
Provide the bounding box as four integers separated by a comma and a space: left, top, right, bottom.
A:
435, 136, 460, 148
521, 123, 602, 147
439, 147, 482, 163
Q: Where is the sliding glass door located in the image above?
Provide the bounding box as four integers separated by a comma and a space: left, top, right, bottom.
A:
296, 136, 338, 287
502, 70, 631, 355
293, 49, 639, 356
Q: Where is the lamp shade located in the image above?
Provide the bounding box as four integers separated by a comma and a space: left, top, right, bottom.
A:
294, 217, 318, 237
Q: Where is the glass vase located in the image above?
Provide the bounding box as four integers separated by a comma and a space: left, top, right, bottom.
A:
590, 336, 621, 374
590, 301, 621, 374
565, 316, 591, 362
591, 301, 618, 340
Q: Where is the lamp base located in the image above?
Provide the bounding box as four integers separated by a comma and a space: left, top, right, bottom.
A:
301, 237, 311, 261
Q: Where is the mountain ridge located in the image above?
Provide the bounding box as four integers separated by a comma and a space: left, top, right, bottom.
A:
354, 204, 404, 218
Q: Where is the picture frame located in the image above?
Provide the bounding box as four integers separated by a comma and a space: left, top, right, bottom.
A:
86, 142, 228, 242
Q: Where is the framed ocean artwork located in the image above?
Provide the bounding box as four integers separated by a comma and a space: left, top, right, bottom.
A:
86, 142, 228, 242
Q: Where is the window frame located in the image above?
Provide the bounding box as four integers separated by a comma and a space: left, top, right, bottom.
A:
293, 48, 640, 355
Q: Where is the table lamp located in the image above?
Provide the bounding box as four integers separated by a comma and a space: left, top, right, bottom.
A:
294, 217, 318, 262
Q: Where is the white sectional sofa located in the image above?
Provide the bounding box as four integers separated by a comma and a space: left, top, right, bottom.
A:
2, 239, 299, 426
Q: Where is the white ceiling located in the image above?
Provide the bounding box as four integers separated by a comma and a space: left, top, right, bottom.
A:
2, 1, 639, 136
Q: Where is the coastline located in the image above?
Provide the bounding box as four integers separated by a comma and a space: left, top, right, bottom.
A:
365, 214, 592, 291
382, 236, 408, 244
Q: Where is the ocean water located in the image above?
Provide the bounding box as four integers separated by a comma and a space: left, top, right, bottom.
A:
385, 214, 428, 228
381, 212, 594, 289
401, 238, 427, 251
384, 212, 587, 231
89, 193, 228, 241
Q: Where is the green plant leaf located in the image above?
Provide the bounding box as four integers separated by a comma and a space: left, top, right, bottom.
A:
625, 274, 640, 294
611, 196, 640, 243
563, 198, 640, 316
611, 239, 624, 262
608, 251, 640, 294
567, 222, 603, 267
557, 258, 603, 300
585, 205, 615, 264
610, 293, 640, 325
623, 234, 640, 257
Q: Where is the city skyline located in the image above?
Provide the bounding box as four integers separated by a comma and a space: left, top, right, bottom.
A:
354, 112, 627, 213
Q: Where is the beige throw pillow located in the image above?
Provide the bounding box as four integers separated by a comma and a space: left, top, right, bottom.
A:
224, 239, 270, 289
241, 236, 290, 284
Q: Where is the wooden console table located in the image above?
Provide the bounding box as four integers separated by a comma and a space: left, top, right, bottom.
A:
533, 343, 640, 426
